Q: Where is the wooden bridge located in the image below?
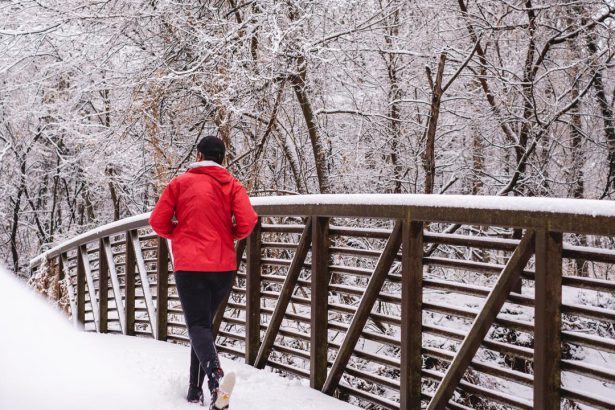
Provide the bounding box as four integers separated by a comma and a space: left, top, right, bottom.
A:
29, 194, 615, 409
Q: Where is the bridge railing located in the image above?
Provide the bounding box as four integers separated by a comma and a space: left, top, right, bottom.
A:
29, 194, 615, 409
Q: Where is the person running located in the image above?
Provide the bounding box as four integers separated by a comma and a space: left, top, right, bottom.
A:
149, 136, 257, 408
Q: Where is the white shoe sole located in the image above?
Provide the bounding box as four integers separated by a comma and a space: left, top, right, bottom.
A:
213, 372, 235, 409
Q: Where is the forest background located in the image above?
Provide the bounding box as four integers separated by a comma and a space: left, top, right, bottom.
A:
1, 0, 615, 274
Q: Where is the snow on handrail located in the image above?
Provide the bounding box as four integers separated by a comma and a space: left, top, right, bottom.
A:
29, 194, 615, 268
250, 194, 615, 218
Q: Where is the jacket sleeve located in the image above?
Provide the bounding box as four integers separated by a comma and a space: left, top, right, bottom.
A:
231, 180, 258, 240
149, 179, 179, 239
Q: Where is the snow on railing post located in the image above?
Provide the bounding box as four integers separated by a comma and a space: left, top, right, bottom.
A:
400, 219, 423, 410
156, 237, 170, 341
534, 230, 563, 409
310, 216, 330, 390
245, 220, 262, 365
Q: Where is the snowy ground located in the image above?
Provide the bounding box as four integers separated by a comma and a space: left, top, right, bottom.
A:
0, 267, 357, 410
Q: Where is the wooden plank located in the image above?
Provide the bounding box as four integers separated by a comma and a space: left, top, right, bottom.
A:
322, 220, 402, 395
534, 230, 562, 410
124, 231, 136, 336
101, 237, 126, 333
310, 216, 330, 390
426, 231, 535, 410
255, 219, 313, 369
400, 220, 424, 410
79, 245, 100, 331
60, 253, 79, 327
245, 221, 262, 365
128, 229, 157, 337
156, 236, 169, 341
98, 240, 109, 333
213, 239, 247, 335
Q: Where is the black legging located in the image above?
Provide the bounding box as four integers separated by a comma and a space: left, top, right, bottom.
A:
175, 270, 234, 393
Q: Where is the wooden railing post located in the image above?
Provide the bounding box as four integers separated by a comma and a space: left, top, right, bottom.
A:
156, 237, 169, 341
534, 230, 562, 409
245, 220, 262, 365
400, 219, 423, 410
124, 231, 136, 336
76, 247, 86, 325
98, 240, 109, 333
311, 216, 330, 390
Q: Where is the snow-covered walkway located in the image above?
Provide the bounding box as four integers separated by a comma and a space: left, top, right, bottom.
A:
0, 268, 357, 410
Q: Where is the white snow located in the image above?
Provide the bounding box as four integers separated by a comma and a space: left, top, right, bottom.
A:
249, 194, 615, 218
30, 194, 615, 269
0, 266, 357, 410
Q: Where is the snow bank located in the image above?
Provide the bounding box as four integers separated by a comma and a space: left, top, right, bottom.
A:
0, 266, 155, 409
0, 266, 357, 410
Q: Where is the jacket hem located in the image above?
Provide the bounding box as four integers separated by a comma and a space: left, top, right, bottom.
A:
172, 264, 237, 272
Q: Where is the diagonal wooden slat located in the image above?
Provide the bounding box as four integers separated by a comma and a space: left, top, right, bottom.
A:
128, 229, 157, 337
60, 253, 78, 327
254, 218, 313, 369
79, 245, 100, 332
213, 239, 247, 335
322, 220, 402, 395
426, 230, 536, 410
101, 237, 126, 333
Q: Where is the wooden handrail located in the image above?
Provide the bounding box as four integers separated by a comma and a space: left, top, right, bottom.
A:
28, 195, 615, 410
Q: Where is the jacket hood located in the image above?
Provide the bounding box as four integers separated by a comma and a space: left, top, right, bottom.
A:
187, 161, 233, 184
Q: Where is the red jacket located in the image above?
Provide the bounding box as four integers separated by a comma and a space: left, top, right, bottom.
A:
149, 162, 257, 272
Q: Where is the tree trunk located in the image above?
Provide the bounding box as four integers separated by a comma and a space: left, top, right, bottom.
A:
585, 30, 615, 198
515, 0, 538, 196
290, 54, 330, 194
10, 158, 26, 273
471, 127, 484, 195
423, 52, 446, 194
384, 6, 403, 193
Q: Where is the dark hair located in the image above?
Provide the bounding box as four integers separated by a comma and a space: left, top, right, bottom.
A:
197, 136, 225, 165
